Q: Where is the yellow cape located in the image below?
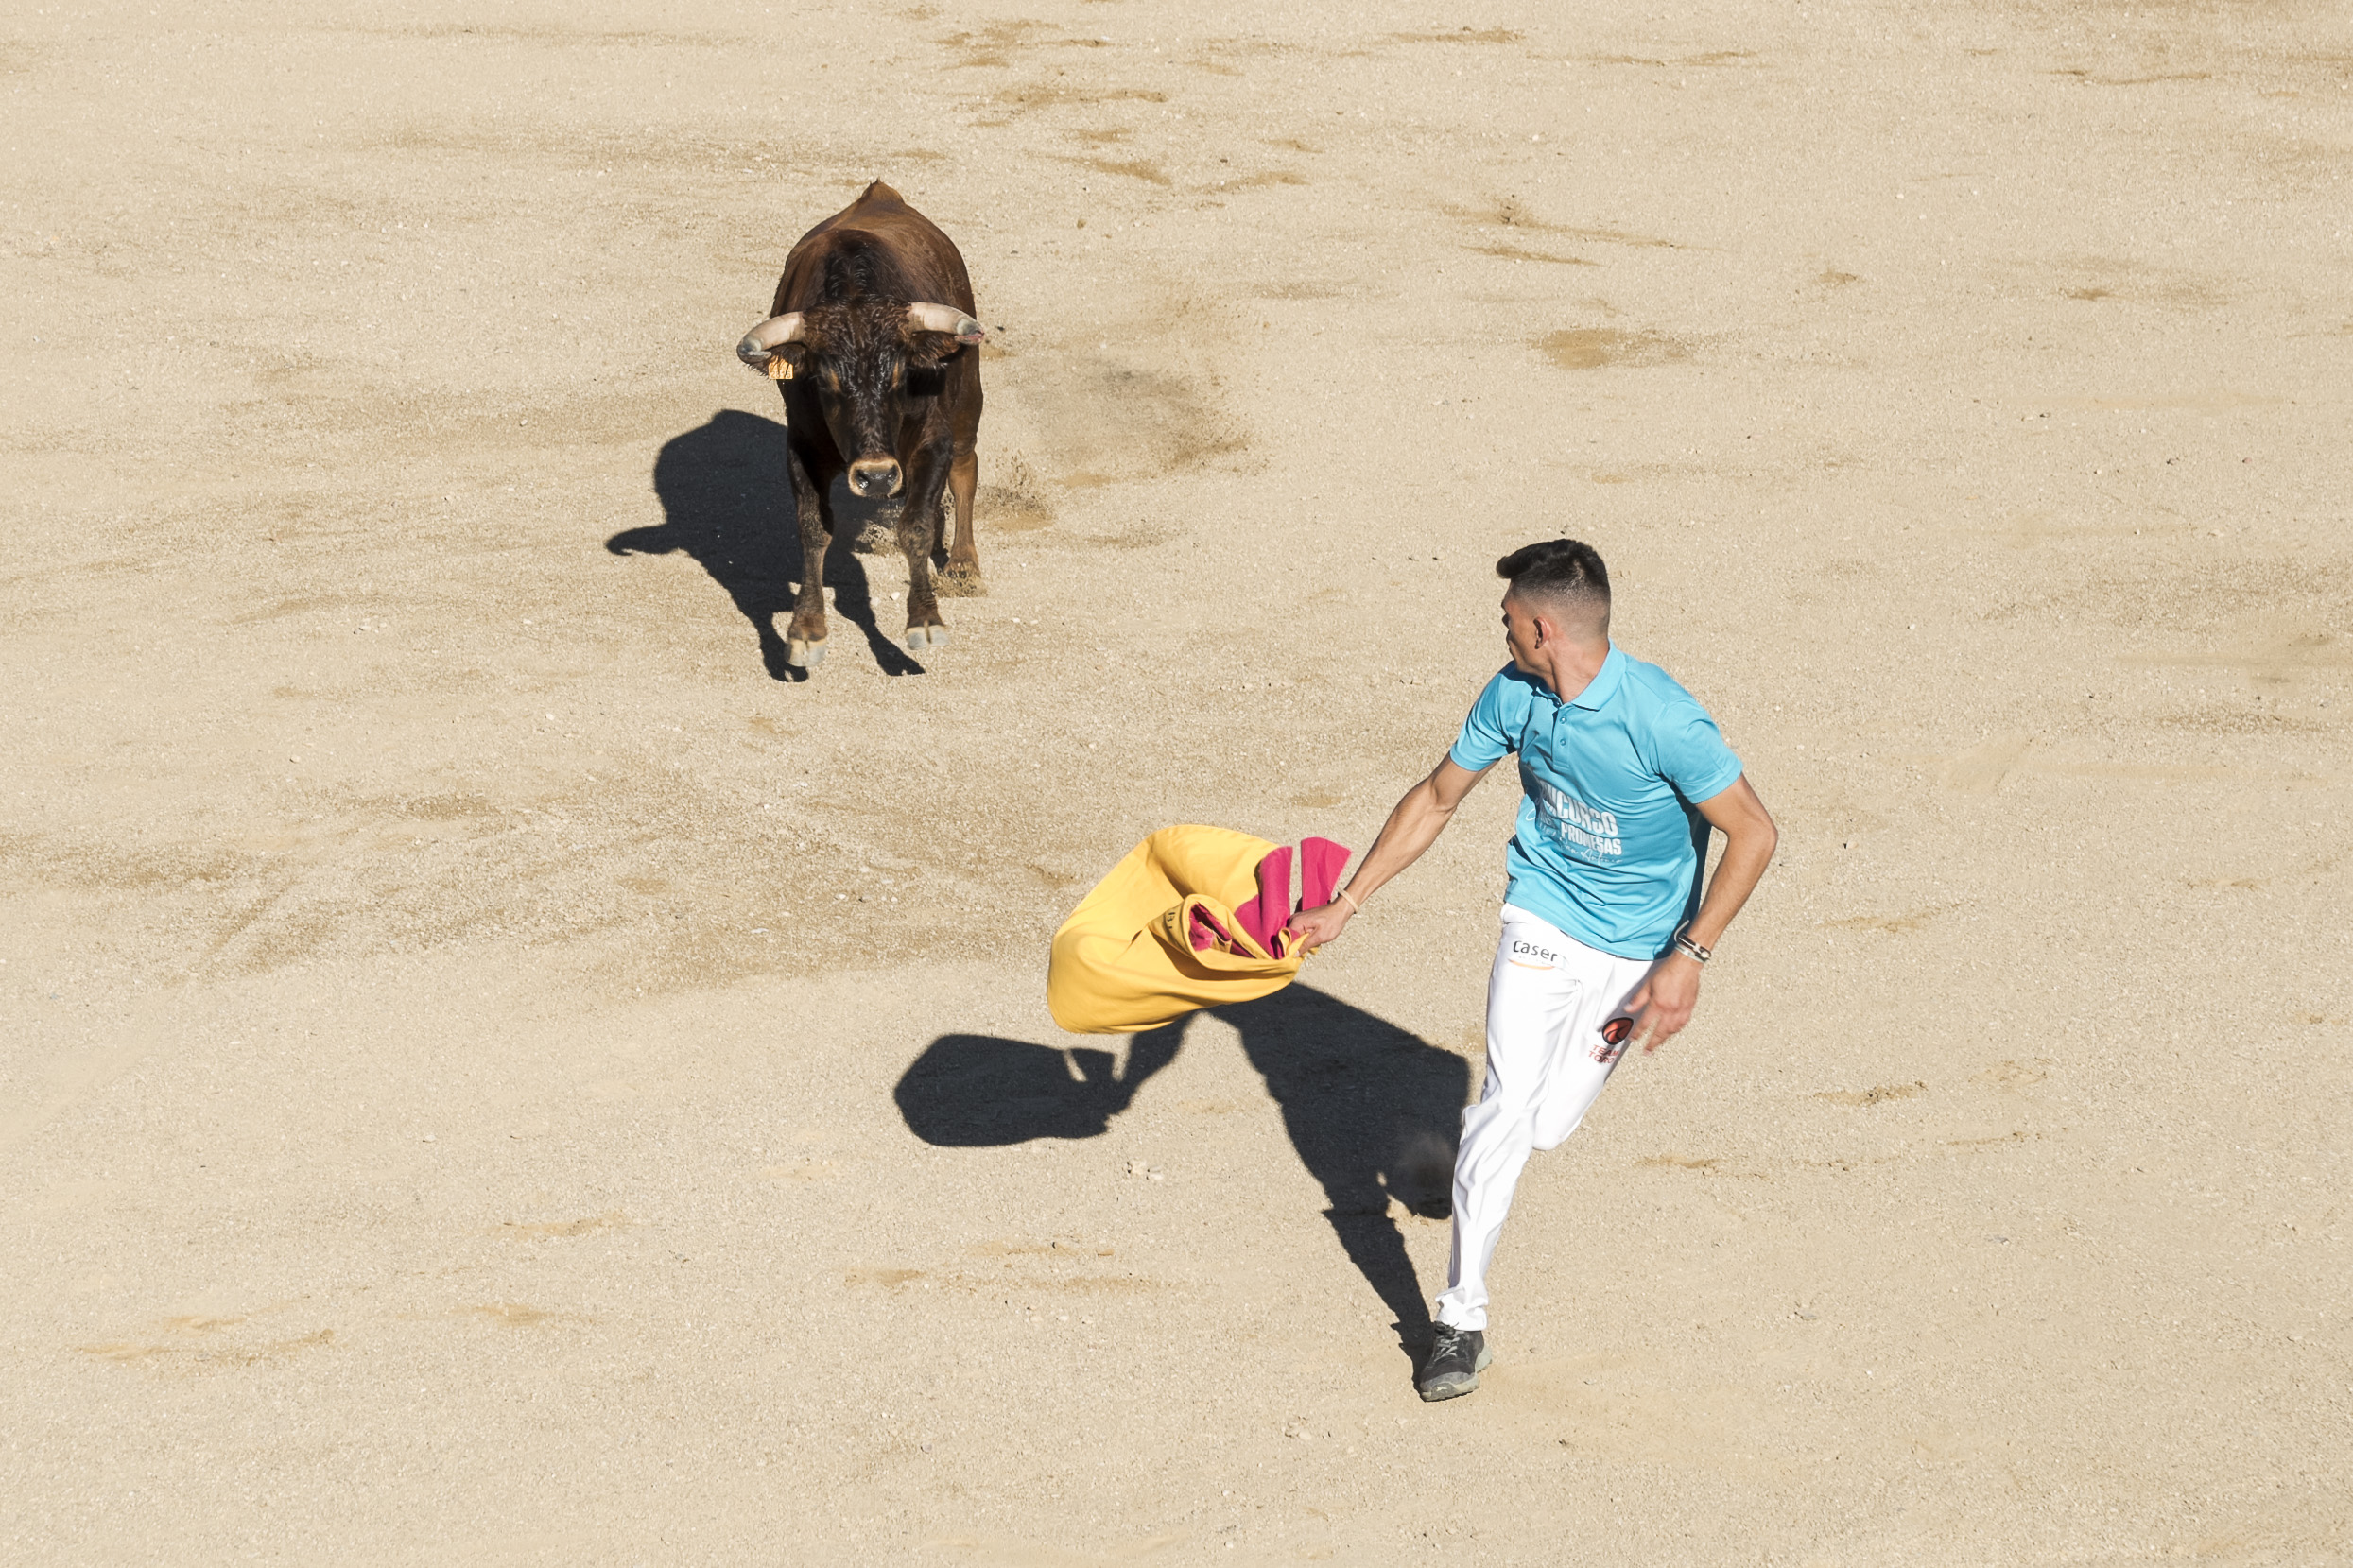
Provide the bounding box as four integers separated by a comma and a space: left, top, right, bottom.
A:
1046, 825, 1310, 1035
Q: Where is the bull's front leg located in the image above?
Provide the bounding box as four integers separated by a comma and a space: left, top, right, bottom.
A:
896, 442, 956, 650
786, 443, 833, 669
936, 445, 983, 598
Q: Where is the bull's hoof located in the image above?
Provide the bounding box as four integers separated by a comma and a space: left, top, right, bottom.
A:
786, 637, 826, 669
934, 562, 986, 599
906, 624, 948, 651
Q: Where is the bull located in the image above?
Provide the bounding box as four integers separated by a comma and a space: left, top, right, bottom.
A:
735, 181, 986, 669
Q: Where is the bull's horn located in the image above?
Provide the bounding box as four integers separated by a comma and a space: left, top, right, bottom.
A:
736, 312, 806, 368
904, 302, 986, 344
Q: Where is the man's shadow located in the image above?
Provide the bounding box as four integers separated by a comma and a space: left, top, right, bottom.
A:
607, 408, 919, 681
895, 984, 1470, 1351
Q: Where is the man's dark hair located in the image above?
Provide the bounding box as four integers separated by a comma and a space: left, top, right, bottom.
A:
1496, 538, 1610, 612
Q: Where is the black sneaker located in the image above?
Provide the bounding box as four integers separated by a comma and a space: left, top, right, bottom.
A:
1415, 1323, 1491, 1402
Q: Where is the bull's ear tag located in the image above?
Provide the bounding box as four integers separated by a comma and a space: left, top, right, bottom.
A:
767, 356, 795, 380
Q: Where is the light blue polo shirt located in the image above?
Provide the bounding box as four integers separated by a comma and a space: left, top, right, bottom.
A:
1448, 648, 1745, 960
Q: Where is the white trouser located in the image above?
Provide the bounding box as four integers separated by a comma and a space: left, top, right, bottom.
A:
1434, 905, 1657, 1333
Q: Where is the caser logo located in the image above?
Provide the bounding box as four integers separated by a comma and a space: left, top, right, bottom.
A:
1509, 939, 1559, 964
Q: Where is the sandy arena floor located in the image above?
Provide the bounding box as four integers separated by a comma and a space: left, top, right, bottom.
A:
3, 1, 2348, 1563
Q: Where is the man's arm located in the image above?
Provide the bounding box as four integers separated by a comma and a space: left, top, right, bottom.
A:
1624, 774, 1777, 1052
1286, 755, 1497, 947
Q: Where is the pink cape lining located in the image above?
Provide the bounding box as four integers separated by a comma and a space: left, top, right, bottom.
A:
1189, 836, 1353, 957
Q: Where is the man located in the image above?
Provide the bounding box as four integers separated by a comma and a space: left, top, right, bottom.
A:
1286, 539, 1777, 1402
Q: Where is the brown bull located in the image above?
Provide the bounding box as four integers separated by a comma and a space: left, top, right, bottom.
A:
735, 181, 985, 669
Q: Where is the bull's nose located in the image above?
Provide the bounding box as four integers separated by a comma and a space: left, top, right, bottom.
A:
848, 459, 903, 498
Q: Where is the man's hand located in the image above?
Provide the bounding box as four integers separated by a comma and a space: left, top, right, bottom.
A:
1624, 952, 1703, 1053
1284, 901, 1354, 951
1620, 776, 1777, 1053
1279, 756, 1495, 956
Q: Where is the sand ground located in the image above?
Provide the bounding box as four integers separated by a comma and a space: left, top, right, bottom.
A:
3, 1, 2349, 1563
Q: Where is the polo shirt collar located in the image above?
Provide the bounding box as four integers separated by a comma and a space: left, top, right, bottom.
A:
1556, 644, 1626, 712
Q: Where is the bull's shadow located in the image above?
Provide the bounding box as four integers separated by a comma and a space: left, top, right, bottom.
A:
608, 408, 918, 681
895, 984, 1470, 1350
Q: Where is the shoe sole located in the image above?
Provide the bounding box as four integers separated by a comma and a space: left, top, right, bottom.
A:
1416, 1345, 1496, 1403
